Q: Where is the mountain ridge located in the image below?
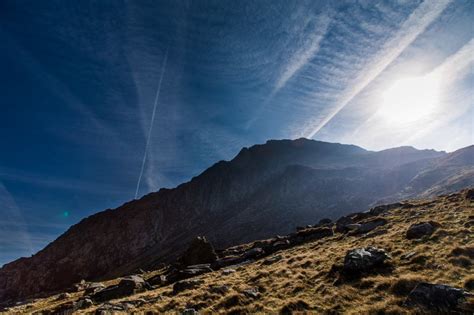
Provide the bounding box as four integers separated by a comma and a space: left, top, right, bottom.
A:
0, 138, 472, 303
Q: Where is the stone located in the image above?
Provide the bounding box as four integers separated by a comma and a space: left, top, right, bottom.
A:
182, 308, 198, 315
173, 279, 204, 294
243, 287, 260, 299
222, 269, 236, 275
349, 218, 388, 235
406, 222, 437, 239
75, 298, 93, 309
405, 282, 473, 312
294, 227, 333, 242
318, 218, 332, 225
209, 284, 230, 294
92, 275, 148, 302
242, 247, 264, 259
335, 216, 354, 233
368, 203, 403, 216
262, 255, 282, 265
84, 282, 105, 295
56, 292, 70, 300
343, 247, 390, 275
180, 236, 217, 267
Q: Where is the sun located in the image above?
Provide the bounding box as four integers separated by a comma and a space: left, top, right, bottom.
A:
377, 74, 441, 124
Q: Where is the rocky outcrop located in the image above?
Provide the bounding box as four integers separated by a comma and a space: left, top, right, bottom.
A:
1, 139, 471, 303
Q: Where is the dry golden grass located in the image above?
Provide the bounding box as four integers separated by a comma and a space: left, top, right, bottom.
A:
5, 191, 473, 314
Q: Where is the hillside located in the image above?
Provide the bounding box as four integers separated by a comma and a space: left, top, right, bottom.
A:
3, 189, 473, 314
1, 139, 472, 302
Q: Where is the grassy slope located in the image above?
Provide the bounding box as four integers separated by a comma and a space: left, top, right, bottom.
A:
6, 190, 474, 314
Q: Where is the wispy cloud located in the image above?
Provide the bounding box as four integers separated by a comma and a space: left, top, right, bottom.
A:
0, 182, 32, 259
303, 0, 453, 138
345, 37, 473, 151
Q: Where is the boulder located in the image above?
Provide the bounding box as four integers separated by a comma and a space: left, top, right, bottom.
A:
92, 276, 148, 302
349, 218, 388, 235
405, 282, 473, 312
406, 222, 437, 239
335, 216, 354, 233
343, 247, 390, 275
180, 236, 217, 267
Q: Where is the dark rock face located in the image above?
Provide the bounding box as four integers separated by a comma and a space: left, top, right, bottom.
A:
180, 237, 217, 267
406, 222, 437, 239
1, 139, 471, 302
343, 247, 390, 275
405, 282, 473, 312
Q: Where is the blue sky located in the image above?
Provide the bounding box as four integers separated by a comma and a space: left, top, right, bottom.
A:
0, 0, 473, 265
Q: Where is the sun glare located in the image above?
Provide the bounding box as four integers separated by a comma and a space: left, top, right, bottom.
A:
378, 74, 441, 124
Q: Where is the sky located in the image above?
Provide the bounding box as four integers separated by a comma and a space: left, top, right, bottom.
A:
0, 0, 473, 266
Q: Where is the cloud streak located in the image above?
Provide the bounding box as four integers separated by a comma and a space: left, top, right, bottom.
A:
305, 0, 453, 138
135, 48, 169, 199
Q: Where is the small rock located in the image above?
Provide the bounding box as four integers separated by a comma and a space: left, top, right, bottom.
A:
343, 246, 390, 275
294, 227, 333, 242
84, 282, 105, 295
173, 279, 204, 294
406, 222, 437, 239
56, 292, 71, 300
335, 216, 354, 233
405, 282, 472, 312
242, 247, 264, 259
400, 251, 417, 260
243, 287, 260, 299
182, 308, 198, 315
318, 218, 332, 225
75, 298, 93, 309
209, 284, 230, 294
349, 218, 388, 235
262, 255, 282, 265
222, 269, 236, 275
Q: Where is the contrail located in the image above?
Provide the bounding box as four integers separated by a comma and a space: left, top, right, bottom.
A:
134, 49, 169, 199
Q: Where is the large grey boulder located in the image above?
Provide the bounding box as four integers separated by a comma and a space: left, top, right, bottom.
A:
343, 247, 390, 275
91, 275, 148, 302
180, 236, 217, 267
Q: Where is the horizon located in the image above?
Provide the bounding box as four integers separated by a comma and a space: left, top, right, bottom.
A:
1, 1, 473, 266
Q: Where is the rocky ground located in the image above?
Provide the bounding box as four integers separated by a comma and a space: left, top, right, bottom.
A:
2, 189, 473, 314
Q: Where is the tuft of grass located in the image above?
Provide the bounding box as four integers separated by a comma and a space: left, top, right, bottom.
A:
390, 275, 425, 296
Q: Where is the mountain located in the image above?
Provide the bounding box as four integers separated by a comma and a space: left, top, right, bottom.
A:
0, 139, 472, 303
4, 189, 474, 314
